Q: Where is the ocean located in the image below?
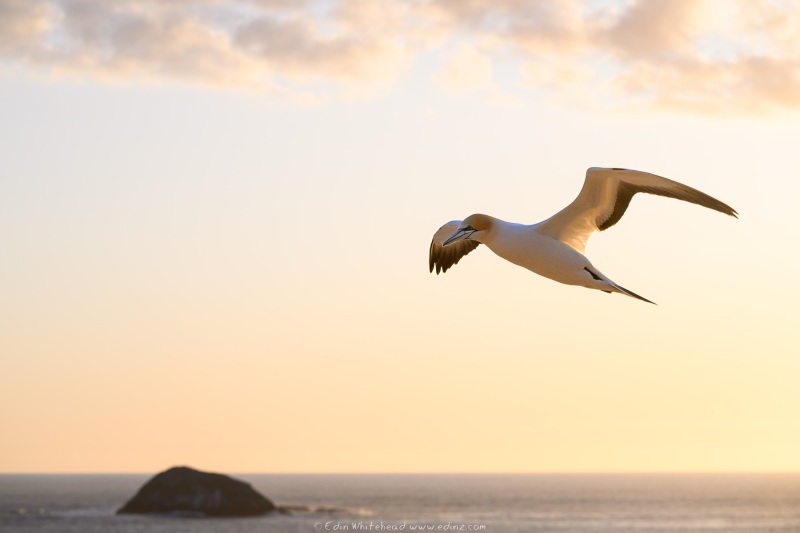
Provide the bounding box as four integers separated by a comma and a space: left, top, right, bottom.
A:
1, 473, 799, 532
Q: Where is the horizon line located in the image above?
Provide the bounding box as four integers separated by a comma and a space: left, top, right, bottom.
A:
3, 470, 800, 476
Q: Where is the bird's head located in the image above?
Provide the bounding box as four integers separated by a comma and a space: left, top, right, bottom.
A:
443, 214, 493, 246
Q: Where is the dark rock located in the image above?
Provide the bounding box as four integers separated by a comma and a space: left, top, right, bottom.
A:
117, 466, 275, 517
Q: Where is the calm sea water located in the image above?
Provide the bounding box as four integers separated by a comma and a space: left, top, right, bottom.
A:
1, 474, 799, 532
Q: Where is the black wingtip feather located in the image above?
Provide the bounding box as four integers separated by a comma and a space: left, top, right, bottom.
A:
429, 240, 481, 276
598, 181, 738, 232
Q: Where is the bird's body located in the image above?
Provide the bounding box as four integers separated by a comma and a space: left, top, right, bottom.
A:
479, 219, 589, 285
429, 167, 737, 304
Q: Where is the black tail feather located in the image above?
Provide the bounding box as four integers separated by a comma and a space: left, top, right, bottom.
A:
614, 283, 656, 305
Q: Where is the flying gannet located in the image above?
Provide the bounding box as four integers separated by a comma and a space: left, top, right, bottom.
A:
429, 167, 737, 304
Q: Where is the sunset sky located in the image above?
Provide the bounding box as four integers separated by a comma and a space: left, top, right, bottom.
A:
2, 0, 800, 474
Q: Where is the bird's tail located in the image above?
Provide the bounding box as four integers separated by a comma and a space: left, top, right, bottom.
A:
584, 265, 657, 305
609, 281, 656, 305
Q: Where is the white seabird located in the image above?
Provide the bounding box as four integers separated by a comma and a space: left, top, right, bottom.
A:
429, 167, 737, 304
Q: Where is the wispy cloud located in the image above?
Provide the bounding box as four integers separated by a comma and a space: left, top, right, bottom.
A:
593, 0, 800, 113
0, 0, 423, 96
2, 0, 800, 113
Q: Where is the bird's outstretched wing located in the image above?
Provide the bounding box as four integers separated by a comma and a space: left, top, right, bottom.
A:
429, 220, 481, 274
536, 167, 738, 252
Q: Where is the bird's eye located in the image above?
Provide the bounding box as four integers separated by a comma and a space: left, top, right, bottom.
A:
463, 225, 474, 232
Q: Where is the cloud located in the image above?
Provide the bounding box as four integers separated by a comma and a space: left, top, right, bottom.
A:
430, 0, 800, 114
233, 0, 417, 84
0, 0, 419, 93
1, 0, 800, 113
593, 0, 800, 113
0, 0, 54, 57
598, 0, 701, 58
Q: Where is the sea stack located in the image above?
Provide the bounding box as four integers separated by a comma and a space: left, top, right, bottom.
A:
117, 466, 275, 517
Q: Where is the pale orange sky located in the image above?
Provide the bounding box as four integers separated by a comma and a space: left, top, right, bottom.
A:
1, 0, 800, 473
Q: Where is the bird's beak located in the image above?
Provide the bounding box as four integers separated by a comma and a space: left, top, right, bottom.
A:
443, 229, 475, 246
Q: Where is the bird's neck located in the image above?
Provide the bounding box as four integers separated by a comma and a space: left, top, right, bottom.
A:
472, 216, 515, 245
